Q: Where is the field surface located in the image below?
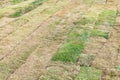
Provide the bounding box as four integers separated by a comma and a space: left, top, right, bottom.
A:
0, 0, 120, 80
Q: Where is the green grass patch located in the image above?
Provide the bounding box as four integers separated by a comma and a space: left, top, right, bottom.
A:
95, 10, 117, 26
75, 67, 102, 80
0, 49, 33, 80
52, 42, 85, 62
